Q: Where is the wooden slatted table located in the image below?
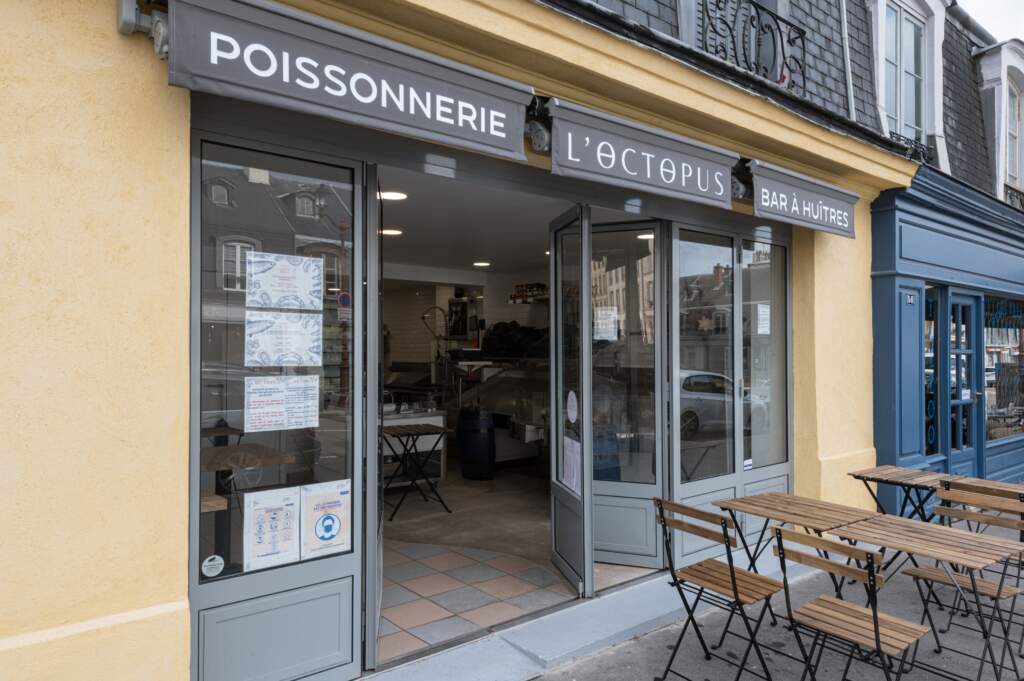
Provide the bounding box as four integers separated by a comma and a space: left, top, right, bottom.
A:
714, 493, 879, 574
381, 423, 450, 521
832, 513, 1024, 681
849, 465, 963, 520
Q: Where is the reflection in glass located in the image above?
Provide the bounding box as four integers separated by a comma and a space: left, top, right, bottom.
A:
678, 230, 734, 482
557, 227, 583, 495
591, 228, 657, 484
924, 286, 938, 455
984, 296, 1024, 441
742, 241, 787, 470
198, 143, 355, 581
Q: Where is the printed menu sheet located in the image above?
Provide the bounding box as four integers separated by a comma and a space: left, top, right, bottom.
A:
244, 310, 323, 367
562, 436, 582, 496
244, 375, 320, 433
246, 252, 324, 311
243, 487, 299, 572
300, 480, 352, 560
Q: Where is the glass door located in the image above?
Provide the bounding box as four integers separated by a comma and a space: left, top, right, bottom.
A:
948, 292, 982, 477
590, 221, 665, 568
670, 229, 790, 566
550, 205, 594, 597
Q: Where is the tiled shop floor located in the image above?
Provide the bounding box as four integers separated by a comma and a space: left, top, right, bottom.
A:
376, 540, 577, 664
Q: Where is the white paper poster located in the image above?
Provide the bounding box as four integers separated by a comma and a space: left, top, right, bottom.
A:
757, 303, 771, 335
566, 390, 578, 425
244, 374, 320, 433
300, 479, 352, 560
243, 487, 299, 572
245, 310, 323, 367
246, 252, 324, 311
594, 306, 619, 341
562, 435, 582, 496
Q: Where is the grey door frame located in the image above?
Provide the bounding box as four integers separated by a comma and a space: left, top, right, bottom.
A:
188, 130, 367, 681
669, 219, 794, 568
550, 204, 595, 597
590, 219, 668, 569
947, 289, 984, 478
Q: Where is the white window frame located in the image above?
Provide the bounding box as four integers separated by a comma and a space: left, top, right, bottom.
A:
295, 192, 317, 219
868, 0, 948, 169
218, 237, 260, 292
1009, 80, 1022, 189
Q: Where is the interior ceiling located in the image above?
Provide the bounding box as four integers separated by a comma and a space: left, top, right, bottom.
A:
378, 165, 571, 275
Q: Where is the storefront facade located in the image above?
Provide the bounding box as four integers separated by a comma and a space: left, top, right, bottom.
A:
2, 1, 918, 680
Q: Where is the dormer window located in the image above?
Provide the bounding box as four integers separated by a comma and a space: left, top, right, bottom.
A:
884, 3, 925, 141
209, 181, 231, 207
295, 193, 317, 218
1009, 81, 1022, 189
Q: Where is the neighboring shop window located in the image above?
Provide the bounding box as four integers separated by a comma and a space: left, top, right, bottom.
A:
924, 286, 939, 455
742, 241, 788, 470
590, 228, 657, 485
984, 296, 1024, 441
884, 2, 925, 141
198, 143, 355, 582
678, 230, 735, 482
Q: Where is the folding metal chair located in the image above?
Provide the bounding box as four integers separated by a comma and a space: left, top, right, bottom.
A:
654, 497, 783, 681
773, 526, 929, 681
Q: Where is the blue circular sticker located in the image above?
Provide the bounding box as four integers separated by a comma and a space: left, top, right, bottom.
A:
315, 513, 340, 541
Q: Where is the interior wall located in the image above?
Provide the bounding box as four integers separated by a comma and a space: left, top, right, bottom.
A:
383, 285, 438, 365
484, 270, 550, 329
0, 2, 191, 679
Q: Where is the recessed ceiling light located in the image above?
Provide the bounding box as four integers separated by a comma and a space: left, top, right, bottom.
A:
327, 287, 341, 293
473, 261, 491, 267
637, 233, 655, 240
378, 191, 407, 201
380, 228, 403, 236
545, 250, 550, 255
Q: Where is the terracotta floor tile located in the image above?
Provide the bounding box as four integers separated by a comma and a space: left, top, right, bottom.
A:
474, 574, 538, 600
485, 554, 535, 573
460, 602, 528, 628
383, 549, 412, 567
403, 573, 465, 598
382, 599, 452, 629
419, 551, 478, 572
377, 631, 428, 662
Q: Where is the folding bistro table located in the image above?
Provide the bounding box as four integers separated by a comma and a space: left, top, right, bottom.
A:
832, 513, 1024, 681
849, 465, 963, 521
381, 423, 451, 521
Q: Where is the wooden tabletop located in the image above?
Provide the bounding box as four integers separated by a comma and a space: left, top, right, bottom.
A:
200, 443, 302, 473
951, 475, 1024, 497
849, 465, 963, 490
832, 514, 1023, 570
381, 423, 448, 437
714, 493, 879, 532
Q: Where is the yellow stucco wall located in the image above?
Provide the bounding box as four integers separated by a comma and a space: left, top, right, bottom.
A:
0, 2, 190, 679
0, 1, 911, 678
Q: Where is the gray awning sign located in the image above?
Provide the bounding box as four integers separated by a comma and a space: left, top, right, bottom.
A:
169, 0, 532, 160
750, 160, 859, 238
548, 99, 738, 209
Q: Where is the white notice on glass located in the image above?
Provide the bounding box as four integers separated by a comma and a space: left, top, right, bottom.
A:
245, 310, 323, 367
244, 375, 319, 433
562, 436, 582, 496
243, 487, 299, 572
757, 303, 771, 335
300, 479, 352, 560
594, 306, 619, 341
246, 252, 324, 311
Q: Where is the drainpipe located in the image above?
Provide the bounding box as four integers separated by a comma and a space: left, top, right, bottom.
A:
839, 0, 858, 123
117, 0, 169, 59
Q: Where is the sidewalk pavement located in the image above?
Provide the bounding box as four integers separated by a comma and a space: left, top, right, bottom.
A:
535, 540, 1024, 681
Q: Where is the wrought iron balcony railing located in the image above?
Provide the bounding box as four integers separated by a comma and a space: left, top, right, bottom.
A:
889, 131, 933, 164
1007, 184, 1024, 212
700, 0, 807, 94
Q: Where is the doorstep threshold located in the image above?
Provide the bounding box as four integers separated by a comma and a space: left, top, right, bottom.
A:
365, 572, 680, 681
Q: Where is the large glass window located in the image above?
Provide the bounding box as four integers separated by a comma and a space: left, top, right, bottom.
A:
556, 227, 583, 495
678, 230, 735, 482
924, 286, 939, 455
198, 143, 355, 582
742, 241, 788, 470
984, 296, 1024, 441
591, 228, 657, 484
885, 3, 926, 141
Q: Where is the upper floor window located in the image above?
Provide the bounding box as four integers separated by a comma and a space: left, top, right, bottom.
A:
222, 240, 254, 291
295, 193, 317, 218
1009, 81, 1022, 189
884, 2, 926, 141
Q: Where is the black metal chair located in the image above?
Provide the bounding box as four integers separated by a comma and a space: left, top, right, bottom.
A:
773, 526, 928, 681
654, 497, 783, 681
